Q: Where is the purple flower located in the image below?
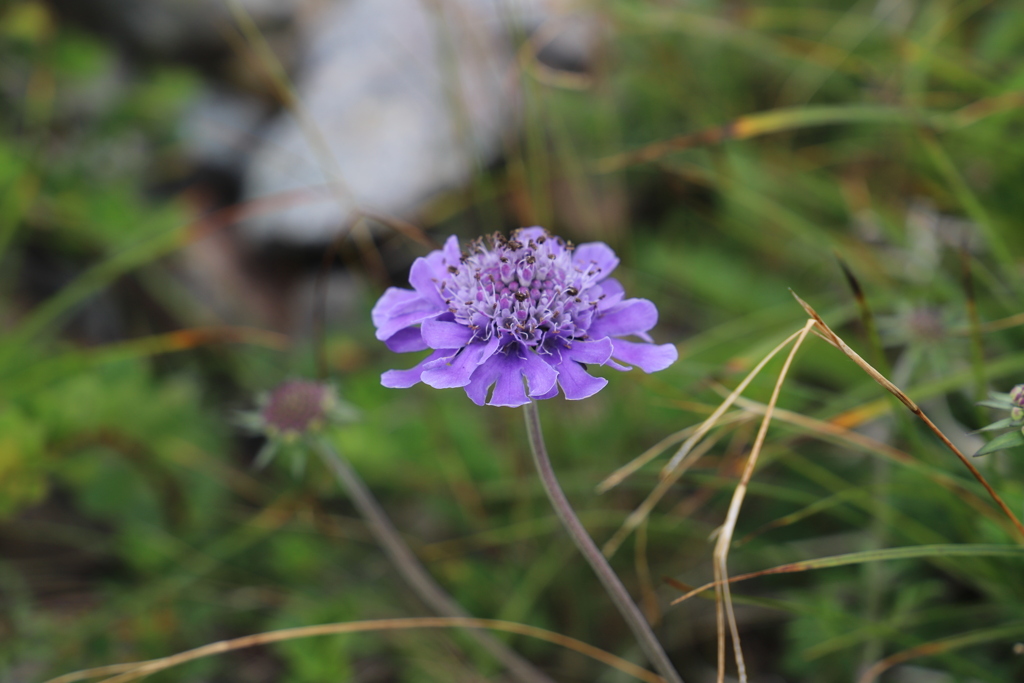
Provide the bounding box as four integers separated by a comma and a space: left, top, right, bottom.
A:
1011, 384, 1024, 422
262, 380, 334, 436
371, 228, 678, 408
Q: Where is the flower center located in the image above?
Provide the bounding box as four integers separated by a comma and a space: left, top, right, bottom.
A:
263, 380, 329, 433
436, 230, 605, 347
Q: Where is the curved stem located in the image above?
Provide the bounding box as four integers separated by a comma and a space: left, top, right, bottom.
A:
522, 401, 683, 683
314, 437, 554, 683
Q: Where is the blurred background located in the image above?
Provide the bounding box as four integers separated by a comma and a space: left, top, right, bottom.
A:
3, 0, 1024, 680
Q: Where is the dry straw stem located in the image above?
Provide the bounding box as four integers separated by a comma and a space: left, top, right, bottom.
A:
106, 326, 288, 354
601, 430, 727, 558
44, 617, 666, 683
597, 410, 753, 494
185, 184, 434, 249
635, 521, 661, 626
661, 326, 812, 476
711, 319, 817, 683
596, 324, 819, 680
952, 309, 1024, 335
722, 393, 1016, 536
670, 544, 1024, 606
595, 92, 1024, 173
857, 621, 1024, 683
791, 291, 1024, 543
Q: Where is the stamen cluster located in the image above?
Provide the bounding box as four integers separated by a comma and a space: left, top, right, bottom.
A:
440, 233, 603, 348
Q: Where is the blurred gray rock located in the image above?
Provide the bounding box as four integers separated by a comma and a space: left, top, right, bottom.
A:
240, 0, 570, 245
180, 86, 269, 173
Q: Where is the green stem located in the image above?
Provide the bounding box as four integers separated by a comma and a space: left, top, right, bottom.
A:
522, 401, 683, 683
314, 437, 554, 683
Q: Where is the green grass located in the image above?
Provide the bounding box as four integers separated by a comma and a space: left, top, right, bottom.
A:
3, 0, 1024, 681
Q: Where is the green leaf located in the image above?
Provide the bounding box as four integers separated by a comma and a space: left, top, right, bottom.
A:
977, 398, 1015, 410
975, 417, 1020, 432
764, 544, 1024, 573
974, 430, 1024, 457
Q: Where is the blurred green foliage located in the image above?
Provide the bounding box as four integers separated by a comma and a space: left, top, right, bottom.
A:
3, 0, 1024, 681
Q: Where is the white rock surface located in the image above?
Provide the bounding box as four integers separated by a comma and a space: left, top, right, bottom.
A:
180, 86, 269, 172
240, 0, 544, 244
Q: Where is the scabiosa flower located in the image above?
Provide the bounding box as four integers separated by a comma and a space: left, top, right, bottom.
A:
371, 227, 677, 407
239, 379, 357, 472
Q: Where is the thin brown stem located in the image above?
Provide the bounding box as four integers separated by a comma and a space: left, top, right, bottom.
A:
712, 319, 817, 683
314, 438, 554, 683
523, 401, 684, 683
46, 617, 664, 683
791, 292, 1024, 543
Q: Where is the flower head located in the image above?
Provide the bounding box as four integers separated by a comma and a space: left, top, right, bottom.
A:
262, 380, 334, 436
371, 227, 677, 407
239, 379, 357, 473
1011, 384, 1024, 422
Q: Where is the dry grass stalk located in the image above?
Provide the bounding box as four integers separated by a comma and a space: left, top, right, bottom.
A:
46, 617, 666, 683
791, 292, 1024, 542
602, 431, 727, 558
724, 393, 1013, 534
661, 327, 812, 476
711, 319, 817, 683
597, 410, 751, 494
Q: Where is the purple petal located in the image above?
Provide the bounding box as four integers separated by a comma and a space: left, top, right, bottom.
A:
382, 350, 451, 388
554, 358, 608, 400
464, 356, 502, 406
489, 368, 530, 407
573, 242, 620, 278
420, 237, 461, 275
441, 234, 462, 264
609, 339, 678, 373
588, 299, 658, 339
530, 383, 559, 400
421, 318, 474, 349
594, 278, 625, 310
372, 287, 420, 325
519, 349, 559, 397
421, 337, 500, 389
372, 287, 424, 324
517, 226, 566, 256
604, 358, 631, 372
384, 326, 428, 352
463, 343, 553, 407
517, 226, 548, 242
562, 338, 613, 365
464, 351, 525, 407
372, 288, 441, 341
538, 340, 612, 400
408, 257, 447, 308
